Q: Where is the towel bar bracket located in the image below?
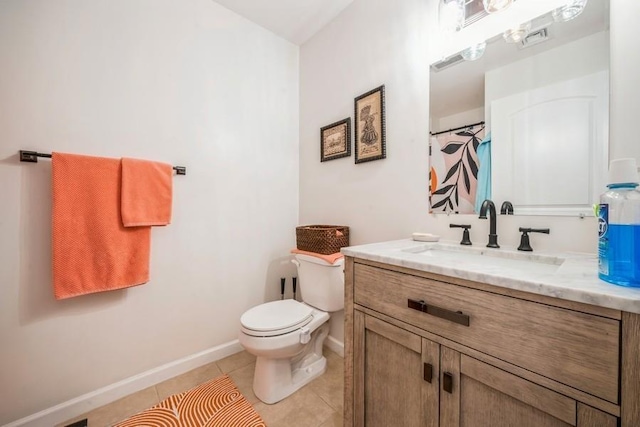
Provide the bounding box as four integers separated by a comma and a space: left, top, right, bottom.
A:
20, 150, 51, 163
19, 150, 186, 175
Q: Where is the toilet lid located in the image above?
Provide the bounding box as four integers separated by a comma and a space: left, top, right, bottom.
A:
241, 300, 313, 336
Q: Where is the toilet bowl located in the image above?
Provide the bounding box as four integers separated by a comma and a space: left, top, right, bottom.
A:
238, 254, 344, 404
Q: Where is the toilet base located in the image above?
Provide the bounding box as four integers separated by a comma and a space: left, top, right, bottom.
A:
253, 323, 329, 404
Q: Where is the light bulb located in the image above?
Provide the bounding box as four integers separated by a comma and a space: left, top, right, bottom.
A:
461, 42, 487, 61
483, 0, 513, 14
553, 0, 588, 22
503, 22, 531, 44
440, 0, 465, 33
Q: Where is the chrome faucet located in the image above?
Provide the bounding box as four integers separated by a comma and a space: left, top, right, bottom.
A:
479, 199, 500, 248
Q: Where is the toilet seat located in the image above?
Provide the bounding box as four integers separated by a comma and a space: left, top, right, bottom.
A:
241, 300, 314, 337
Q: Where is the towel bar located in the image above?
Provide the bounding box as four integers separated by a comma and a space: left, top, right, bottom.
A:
19, 150, 186, 175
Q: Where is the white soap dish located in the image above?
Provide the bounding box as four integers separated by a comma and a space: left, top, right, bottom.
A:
412, 232, 440, 242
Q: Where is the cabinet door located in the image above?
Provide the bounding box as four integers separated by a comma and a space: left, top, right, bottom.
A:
440, 349, 578, 427
354, 311, 439, 427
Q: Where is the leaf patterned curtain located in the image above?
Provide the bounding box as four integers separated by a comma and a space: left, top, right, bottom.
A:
429, 125, 485, 214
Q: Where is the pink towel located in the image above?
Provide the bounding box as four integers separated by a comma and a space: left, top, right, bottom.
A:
52, 153, 151, 299
121, 157, 173, 227
290, 248, 344, 264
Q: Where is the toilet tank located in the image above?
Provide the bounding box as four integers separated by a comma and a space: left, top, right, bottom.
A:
293, 254, 345, 312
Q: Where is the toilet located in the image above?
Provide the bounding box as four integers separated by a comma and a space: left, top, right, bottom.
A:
238, 253, 345, 404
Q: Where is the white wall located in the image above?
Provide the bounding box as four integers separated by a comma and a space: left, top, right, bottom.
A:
433, 106, 485, 133
0, 0, 299, 424
611, 0, 640, 164
300, 0, 639, 339
300, 0, 432, 247
299, 0, 432, 341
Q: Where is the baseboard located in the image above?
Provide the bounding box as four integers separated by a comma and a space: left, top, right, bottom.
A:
4, 340, 243, 427
325, 335, 344, 357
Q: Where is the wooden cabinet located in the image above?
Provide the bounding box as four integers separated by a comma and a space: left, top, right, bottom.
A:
442, 351, 611, 427
345, 257, 638, 426
354, 312, 438, 427
353, 263, 619, 403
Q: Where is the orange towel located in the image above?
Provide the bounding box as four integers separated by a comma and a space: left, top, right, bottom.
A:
290, 248, 344, 264
121, 157, 173, 227
52, 152, 151, 299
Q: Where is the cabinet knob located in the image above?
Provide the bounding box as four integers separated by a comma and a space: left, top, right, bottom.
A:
443, 372, 453, 393
423, 363, 433, 383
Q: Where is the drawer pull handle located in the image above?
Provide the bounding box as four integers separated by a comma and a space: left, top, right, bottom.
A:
407, 298, 470, 327
423, 363, 433, 383
443, 372, 453, 393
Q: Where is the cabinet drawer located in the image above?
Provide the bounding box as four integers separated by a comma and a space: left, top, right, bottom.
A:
354, 263, 620, 403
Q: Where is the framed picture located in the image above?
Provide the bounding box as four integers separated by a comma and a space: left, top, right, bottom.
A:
354, 85, 386, 163
320, 117, 351, 162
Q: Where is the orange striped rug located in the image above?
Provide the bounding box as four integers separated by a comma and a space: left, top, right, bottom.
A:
114, 374, 266, 427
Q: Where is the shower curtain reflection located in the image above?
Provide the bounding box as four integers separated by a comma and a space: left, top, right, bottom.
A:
429, 123, 485, 214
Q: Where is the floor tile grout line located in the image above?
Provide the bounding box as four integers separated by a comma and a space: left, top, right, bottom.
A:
314, 409, 340, 427
318, 393, 342, 414
153, 384, 161, 405
308, 386, 343, 415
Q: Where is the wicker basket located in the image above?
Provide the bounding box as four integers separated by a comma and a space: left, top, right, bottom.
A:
296, 225, 350, 255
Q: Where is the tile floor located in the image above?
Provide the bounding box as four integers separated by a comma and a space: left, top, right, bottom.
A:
59, 348, 344, 427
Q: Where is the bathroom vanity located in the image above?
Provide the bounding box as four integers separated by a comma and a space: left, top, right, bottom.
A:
342, 240, 640, 427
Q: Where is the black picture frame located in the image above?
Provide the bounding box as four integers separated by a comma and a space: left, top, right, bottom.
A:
354, 85, 386, 164
320, 117, 351, 162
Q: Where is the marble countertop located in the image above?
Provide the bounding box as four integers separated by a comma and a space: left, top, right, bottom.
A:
342, 238, 640, 314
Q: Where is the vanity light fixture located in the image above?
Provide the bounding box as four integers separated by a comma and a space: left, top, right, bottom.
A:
482, 0, 513, 14
552, 0, 588, 22
461, 42, 487, 61
503, 21, 531, 43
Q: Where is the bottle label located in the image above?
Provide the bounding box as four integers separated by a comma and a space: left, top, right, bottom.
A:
598, 203, 609, 276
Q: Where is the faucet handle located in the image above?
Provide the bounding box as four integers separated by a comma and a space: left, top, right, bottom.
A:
517, 228, 550, 251
450, 224, 472, 246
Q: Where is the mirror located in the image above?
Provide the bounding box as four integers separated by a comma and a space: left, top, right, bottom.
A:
429, 0, 610, 216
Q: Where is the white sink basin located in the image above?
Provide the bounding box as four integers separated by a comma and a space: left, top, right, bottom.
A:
401, 243, 565, 274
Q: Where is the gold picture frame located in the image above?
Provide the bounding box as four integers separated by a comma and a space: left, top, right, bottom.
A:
320, 117, 351, 162
354, 85, 386, 163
